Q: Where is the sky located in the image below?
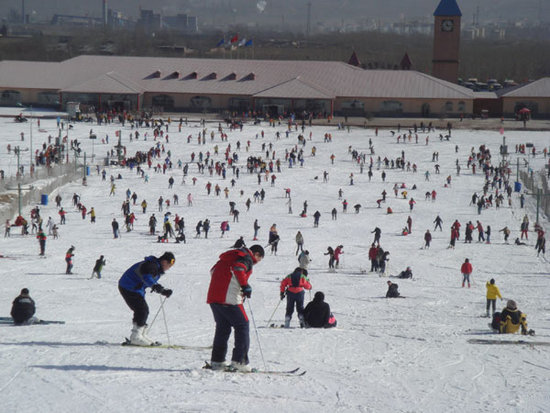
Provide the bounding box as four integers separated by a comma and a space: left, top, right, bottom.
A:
2, 0, 547, 26
0, 109, 549, 412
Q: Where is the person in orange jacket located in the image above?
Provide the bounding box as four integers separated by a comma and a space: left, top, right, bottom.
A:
280, 267, 312, 328
460, 258, 473, 288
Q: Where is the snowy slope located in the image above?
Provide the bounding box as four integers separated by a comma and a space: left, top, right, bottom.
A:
0, 115, 549, 413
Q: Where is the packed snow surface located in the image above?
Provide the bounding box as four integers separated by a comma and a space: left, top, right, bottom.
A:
0, 113, 549, 413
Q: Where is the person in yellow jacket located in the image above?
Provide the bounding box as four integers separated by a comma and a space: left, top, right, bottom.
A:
485, 278, 502, 317
498, 300, 531, 335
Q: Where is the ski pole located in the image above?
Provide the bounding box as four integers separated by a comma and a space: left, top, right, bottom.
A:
266, 298, 283, 327
148, 296, 166, 331
160, 295, 171, 346
246, 299, 267, 371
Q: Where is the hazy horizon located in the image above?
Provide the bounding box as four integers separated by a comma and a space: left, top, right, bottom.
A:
2, 0, 547, 28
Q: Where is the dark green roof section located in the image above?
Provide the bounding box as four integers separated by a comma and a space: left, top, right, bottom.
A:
433, 0, 462, 16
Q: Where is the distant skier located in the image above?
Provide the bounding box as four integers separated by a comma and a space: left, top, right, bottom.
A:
334, 245, 344, 268
91, 255, 106, 279
297, 250, 311, 270
65, 246, 75, 274
268, 224, 280, 255
461, 258, 473, 288
36, 229, 47, 256
280, 267, 312, 328
485, 278, 502, 317
295, 230, 304, 255
112, 218, 120, 239
325, 246, 335, 270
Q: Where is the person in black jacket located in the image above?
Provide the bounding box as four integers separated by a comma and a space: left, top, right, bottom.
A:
386, 281, 400, 298
11, 288, 39, 325
303, 291, 337, 328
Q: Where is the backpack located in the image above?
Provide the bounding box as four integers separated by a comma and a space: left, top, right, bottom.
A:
291, 270, 301, 288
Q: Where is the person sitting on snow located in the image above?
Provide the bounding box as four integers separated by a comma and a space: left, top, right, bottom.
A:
11, 288, 40, 325
303, 291, 337, 328
386, 281, 400, 298
491, 300, 533, 335
397, 267, 413, 279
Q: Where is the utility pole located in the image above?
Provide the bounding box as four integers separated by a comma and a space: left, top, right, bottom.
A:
524, 188, 550, 225
29, 105, 33, 172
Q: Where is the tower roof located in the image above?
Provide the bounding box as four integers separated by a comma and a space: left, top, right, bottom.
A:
348, 51, 361, 67
433, 0, 462, 17
400, 52, 412, 70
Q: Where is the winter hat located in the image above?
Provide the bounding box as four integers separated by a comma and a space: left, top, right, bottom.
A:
490, 278, 495, 284
314, 291, 325, 301
20, 288, 29, 295
507, 300, 517, 310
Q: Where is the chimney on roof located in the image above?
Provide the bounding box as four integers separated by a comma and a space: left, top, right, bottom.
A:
348, 51, 361, 67
400, 52, 412, 70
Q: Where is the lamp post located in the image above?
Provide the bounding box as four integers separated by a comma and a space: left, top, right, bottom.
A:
29, 105, 33, 171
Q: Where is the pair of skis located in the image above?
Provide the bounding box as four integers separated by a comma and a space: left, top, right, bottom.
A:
0, 316, 65, 325
121, 337, 211, 351
203, 361, 305, 376
120, 341, 305, 375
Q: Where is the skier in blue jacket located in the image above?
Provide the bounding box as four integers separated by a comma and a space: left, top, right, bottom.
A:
118, 252, 175, 345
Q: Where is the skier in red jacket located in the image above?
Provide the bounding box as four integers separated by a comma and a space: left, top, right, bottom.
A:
460, 258, 473, 288
206, 245, 264, 372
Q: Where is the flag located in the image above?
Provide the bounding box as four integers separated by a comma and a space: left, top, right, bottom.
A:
245, 39, 253, 47
238, 38, 247, 47
230, 34, 238, 44
215, 38, 224, 47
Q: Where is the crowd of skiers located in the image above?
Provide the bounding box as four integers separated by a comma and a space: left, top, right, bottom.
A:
4, 113, 548, 376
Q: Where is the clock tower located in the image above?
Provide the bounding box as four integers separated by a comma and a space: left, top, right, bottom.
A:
432, 0, 462, 83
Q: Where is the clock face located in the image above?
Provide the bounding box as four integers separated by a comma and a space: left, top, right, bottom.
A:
441, 19, 454, 32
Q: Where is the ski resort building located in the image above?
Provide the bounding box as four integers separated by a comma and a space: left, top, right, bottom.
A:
0, 55, 476, 117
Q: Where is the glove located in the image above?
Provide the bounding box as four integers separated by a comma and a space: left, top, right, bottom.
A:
161, 289, 173, 298
242, 284, 252, 298
151, 284, 164, 293
280, 291, 286, 300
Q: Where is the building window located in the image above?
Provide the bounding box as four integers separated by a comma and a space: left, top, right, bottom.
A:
445, 101, 453, 112
1, 90, 21, 104
38, 92, 60, 105
152, 94, 175, 109
381, 100, 403, 113
458, 101, 465, 112
229, 97, 250, 111
190, 96, 212, 109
